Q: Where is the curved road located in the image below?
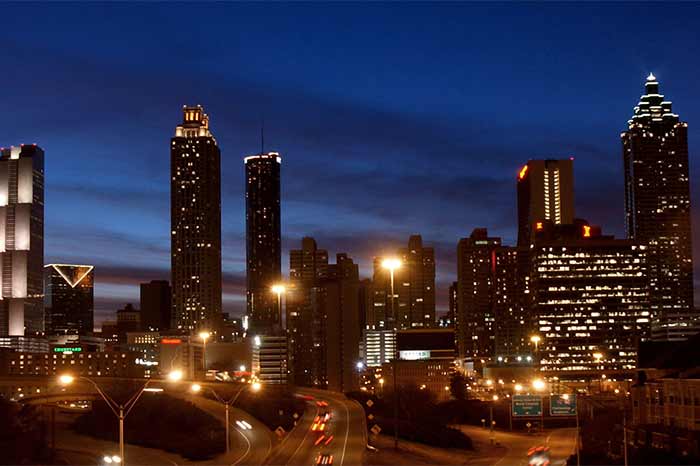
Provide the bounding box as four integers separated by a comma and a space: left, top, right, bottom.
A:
265, 388, 366, 466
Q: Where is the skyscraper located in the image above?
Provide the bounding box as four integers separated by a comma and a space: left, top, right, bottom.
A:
517, 159, 574, 246
44, 264, 94, 335
456, 228, 500, 359
622, 74, 694, 340
140, 280, 171, 331
245, 152, 282, 335
170, 106, 222, 333
492, 246, 529, 357
0, 145, 44, 337
530, 220, 650, 377
287, 237, 328, 386
373, 235, 435, 329
311, 253, 361, 391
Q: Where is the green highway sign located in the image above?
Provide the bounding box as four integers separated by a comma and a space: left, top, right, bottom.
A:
550, 394, 577, 416
54, 347, 82, 353
512, 395, 542, 417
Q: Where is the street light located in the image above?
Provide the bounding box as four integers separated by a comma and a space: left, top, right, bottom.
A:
59, 374, 156, 466
199, 331, 210, 375
530, 335, 541, 353
191, 382, 261, 454
271, 284, 286, 328
532, 378, 546, 391
381, 257, 401, 450
167, 369, 183, 382
514, 383, 523, 393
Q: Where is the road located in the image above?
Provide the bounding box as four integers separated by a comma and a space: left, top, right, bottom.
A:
457, 425, 577, 466
172, 389, 275, 466
266, 388, 367, 466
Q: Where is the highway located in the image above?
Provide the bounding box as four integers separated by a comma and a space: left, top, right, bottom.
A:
460, 425, 576, 466
266, 388, 367, 466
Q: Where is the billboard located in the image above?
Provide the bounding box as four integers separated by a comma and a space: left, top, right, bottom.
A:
512, 395, 543, 417
550, 394, 577, 416
399, 350, 430, 360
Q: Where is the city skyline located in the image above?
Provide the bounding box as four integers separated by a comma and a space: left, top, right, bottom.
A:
4, 4, 700, 325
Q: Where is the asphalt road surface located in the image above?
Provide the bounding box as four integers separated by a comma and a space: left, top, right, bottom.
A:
266, 388, 367, 466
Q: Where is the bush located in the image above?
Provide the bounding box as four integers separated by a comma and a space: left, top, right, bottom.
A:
0, 398, 49, 464
347, 388, 473, 450
74, 392, 224, 460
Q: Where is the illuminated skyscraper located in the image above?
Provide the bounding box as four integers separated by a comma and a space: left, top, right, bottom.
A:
171, 106, 222, 333
373, 235, 435, 329
622, 74, 694, 340
456, 228, 500, 359
0, 145, 44, 337
287, 237, 328, 385
44, 264, 94, 335
245, 152, 281, 335
493, 246, 529, 357
517, 159, 574, 246
530, 220, 650, 377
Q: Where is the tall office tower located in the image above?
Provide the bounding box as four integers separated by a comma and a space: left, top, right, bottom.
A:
373, 235, 435, 329
492, 247, 529, 357
456, 228, 501, 360
245, 152, 282, 335
287, 237, 328, 386
310, 253, 361, 392
44, 264, 94, 335
140, 280, 171, 331
443, 281, 458, 328
171, 106, 222, 333
0, 145, 44, 337
622, 74, 694, 341
531, 220, 650, 378
517, 159, 574, 246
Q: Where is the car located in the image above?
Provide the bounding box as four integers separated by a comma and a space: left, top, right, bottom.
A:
321, 411, 331, 422
527, 445, 551, 466
316, 400, 329, 407
315, 453, 333, 465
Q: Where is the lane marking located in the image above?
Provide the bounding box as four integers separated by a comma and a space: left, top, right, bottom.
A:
340, 397, 350, 466
231, 426, 252, 466
288, 404, 320, 464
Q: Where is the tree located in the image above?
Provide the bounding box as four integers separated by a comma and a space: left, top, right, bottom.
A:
449, 371, 467, 400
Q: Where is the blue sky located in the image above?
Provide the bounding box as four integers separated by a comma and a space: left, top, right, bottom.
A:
2, 2, 700, 324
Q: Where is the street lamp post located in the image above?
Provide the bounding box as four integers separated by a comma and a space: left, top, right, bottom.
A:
593, 352, 604, 393
192, 381, 261, 454
58, 373, 176, 466
382, 257, 401, 450
490, 395, 498, 443
199, 331, 210, 376
271, 284, 286, 331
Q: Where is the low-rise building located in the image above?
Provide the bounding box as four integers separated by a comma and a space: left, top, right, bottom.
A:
0, 349, 146, 378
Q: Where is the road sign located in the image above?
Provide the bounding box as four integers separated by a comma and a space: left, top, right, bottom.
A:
550, 394, 577, 416
512, 395, 543, 417
366, 399, 374, 408
367, 413, 374, 421
370, 424, 381, 435
275, 426, 286, 437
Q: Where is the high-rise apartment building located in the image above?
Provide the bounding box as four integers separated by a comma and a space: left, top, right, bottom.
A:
310, 253, 361, 392
456, 228, 500, 360
517, 159, 574, 246
44, 264, 94, 335
492, 246, 530, 357
0, 145, 44, 337
287, 237, 328, 386
140, 280, 171, 331
622, 74, 694, 340
245, 152, 281, 335
171, 106, 222, 333
373, 235, 435, 329
530, 220, 650, 378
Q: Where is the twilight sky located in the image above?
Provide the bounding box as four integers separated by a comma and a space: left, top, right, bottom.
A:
3, 3, 700, 326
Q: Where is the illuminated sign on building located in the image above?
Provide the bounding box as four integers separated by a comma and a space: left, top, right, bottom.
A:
53, 347, 82, 353
135, 358, 159, 366
161, 338, 182, 345
399, 350, 431, 360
